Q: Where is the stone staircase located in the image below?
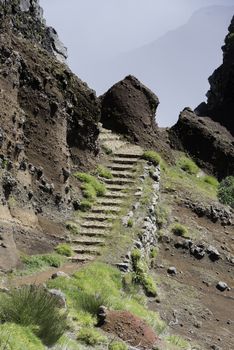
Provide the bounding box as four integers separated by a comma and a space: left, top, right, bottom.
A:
68, 124, 143, 263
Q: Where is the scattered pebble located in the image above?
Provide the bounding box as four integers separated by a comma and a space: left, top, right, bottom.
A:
216, 281, 228, 292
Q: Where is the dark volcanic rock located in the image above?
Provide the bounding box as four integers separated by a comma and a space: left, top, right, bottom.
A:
196, 16, 234, 135
100, 75, 172, 160
169, 108, 234, 179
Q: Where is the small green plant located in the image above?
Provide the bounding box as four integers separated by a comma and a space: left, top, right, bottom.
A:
155, 204, 169, 228
55, 244, 73, 257
131, 249, 157, 297
109, 341, 128, 350
177, 156, 199, 175
218, 176, 234, 208
66, 222, 79, 235
79, 199, 93, 211
171, 223, 189, 238
127, 218, 133, 227
77, 327, 107, 346
150, 247, 158, 259
102, 145, 113, 155
96, 165, 113, 179
203, 175, 219, 187
75, 172, 106, 196
81, 182, 97, 200
0, 285, 67, 346
143, 150, 162, 166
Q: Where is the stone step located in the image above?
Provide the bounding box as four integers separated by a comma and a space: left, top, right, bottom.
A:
99, 134, 120, 141
110, 170, 135, 178
91, 206, 121, 214
69, 254, 95, 262
79, 229, 109, 237
105, 184, 129, 192
72, 245, 101, 255
104, 191, 128, 198
80, 221, 112, 229
113, 151, 142, 158
81, 213, 118, 221
102, 140, 127, 151
96, 198, 123, 205
108, 164, 135, 171
71, 237, 105, 246
112, 157, 139, 164
104, 177, 135, 185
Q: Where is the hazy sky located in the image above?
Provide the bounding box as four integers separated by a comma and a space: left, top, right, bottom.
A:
40, 0, 234, 126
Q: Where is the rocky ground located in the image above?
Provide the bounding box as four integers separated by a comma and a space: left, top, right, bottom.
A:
149, 171, 234, 350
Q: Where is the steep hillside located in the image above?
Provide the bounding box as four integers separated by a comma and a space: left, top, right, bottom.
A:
0, 0, 100, 271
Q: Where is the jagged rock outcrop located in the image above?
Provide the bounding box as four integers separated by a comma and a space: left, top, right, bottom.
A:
100, 75, 172, 160
0, 0, 67, 62
196, 15, 234, 135
0, 0, 100, 271
170, 108, 234, 179
170, 17, 234, 178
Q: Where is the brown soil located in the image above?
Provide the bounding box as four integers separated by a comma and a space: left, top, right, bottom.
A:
100, 310, 158, 349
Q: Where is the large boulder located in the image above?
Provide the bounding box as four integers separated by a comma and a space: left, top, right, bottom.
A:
170, 108, 234, 179
196, 16, 234, 135
100, 75, 172, 159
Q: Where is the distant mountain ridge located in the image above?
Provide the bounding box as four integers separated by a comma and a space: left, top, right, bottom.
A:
86, 5, 234, 126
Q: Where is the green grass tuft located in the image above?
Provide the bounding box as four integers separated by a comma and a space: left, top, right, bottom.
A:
96, 165, 113, 179
55, 244, 73, 257
66, 222, 79, 235
79, 199, 93, 212
20, 253, 65, 274
218, 176, 234, 208
109, 341, 128, 350
0, 285, 67, 346
0, 323, 44, 350
177, 156, 199, 175
142, 150, 162, 166
81, 182, 97, 200
166, 335, 189, 349
74, 172, 106, 197
202, 175, 219, 187
171, 223, 189, 238
77, 327, 107, 346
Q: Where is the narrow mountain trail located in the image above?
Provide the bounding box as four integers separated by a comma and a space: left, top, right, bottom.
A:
67, 123, 143, 262
2, 124, 145, 287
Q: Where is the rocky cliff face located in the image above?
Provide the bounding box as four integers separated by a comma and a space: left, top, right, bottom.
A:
198, 15, 234, 135
0, 0, 100, 271
170, 16, 234, 179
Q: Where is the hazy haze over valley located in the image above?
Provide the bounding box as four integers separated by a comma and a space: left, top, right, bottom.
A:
41, 0, 234, 126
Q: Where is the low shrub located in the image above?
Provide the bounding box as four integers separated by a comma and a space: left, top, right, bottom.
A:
218, 176, 234, 208
55, 244, 73, 257
79, 199, 93, 212
171, 223, 189, 237
203, 175, 219, 187
177, 156, 199, 175
131, 250, 157, 297
74, 172, 106, 197
0, 323, 44, 350
66, 222, 79, 235
96, 165, 113, 179
155, 204, 169, 228
81, 182, 97, 200
109, 341, 128, 350
77, 327, 107, 346
0, 285, 67, 346
142, 150, 162, 166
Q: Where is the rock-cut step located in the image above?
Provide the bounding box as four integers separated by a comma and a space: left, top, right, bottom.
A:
105, 184, 129, 192
110, 170, 135, 178
81, 213, 118, 221
72, 245, 101, 255
80, 221, 112, 229
108, 164, 136, 171
79, 228, 109, 237
99, 133, 120, 141
104, 191, 128, 198
72, 237, 105, 246
96, 198, 123, 205
104, 177, 135, 185
91, 205, 121, 214
112, 157, 139, 164
69, 254, 95, 262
